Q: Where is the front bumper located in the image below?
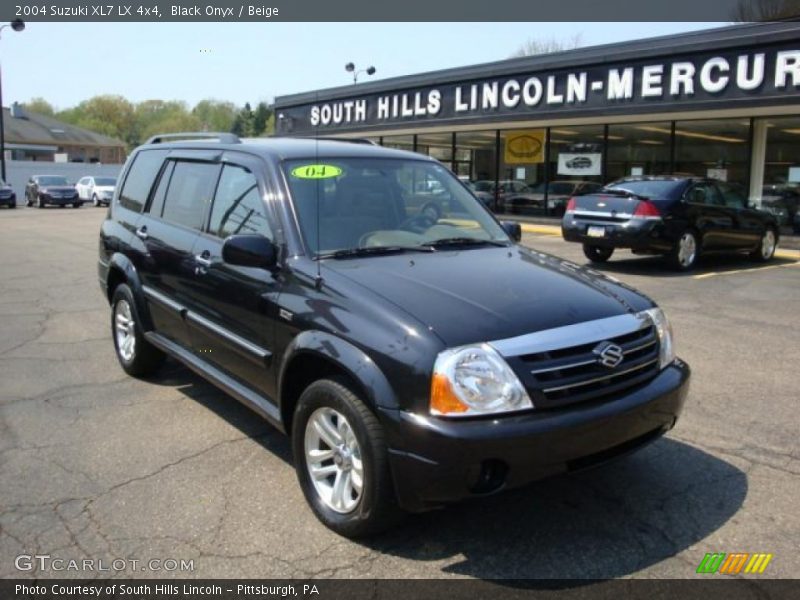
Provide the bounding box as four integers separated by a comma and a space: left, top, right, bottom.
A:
562, 215, 674, 252
0, 194, 15, 205
43, 194, 80, 205
380, 360, 690, 512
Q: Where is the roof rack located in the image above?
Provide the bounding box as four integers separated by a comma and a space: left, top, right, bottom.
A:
145, 132, 241, 145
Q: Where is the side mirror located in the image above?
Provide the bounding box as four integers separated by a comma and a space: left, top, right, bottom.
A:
501, 221, 522, 242
222, 234, 278, 270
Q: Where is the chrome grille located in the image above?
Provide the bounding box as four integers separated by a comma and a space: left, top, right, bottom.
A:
490, 312, 661, 409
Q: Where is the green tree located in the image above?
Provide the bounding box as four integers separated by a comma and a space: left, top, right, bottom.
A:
192, 99, 238, 132
231, 102, 254, 137
731, 0, 800, 20
133, 100, 196, 144
57, 95, 136, 145
253, 102, 273, 136
22, 97, 56, 117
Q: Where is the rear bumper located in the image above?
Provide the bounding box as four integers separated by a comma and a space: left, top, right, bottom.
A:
381, 360, 690, 512
562, 215, 674, 252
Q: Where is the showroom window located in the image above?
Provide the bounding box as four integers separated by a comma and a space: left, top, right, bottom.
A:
381, 135, 414, 152
416, 132, 453, 166
673, 119, 751, 187
500, 128, 547, 215
607, 122, 672, 182
761, 116, 800, 228
455, 130, 499, 210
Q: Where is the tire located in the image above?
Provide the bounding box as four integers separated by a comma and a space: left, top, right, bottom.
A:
669, 229, 699, 271
292, 378, 402, 538
73, 202, 81, 208
9, 202, 15, 209
92, 194, 99, 207
750, 227, 777, 262
582, 244, 614, 263
37, 195, 45, 208
110, 283, 165, 377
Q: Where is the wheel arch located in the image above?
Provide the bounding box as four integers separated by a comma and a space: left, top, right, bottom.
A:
106, 253, 154, 331
278, 331, 399, 436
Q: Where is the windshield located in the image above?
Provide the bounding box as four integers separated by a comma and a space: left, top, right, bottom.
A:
606, 179, 682, 201
94, 177, 116, 186
283, 158, 509, 257
38, 176, 70, 186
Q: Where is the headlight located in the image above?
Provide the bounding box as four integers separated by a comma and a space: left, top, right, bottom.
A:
430, 343, 533, 417
645, 307, 675, 369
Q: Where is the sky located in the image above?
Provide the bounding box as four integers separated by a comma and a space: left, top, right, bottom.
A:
0, 22, 727, 110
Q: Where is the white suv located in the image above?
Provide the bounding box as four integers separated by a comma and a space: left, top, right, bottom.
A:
76, 176, 117, 207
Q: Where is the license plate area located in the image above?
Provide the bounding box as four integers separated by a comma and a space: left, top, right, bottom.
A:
587, 225, 606, 238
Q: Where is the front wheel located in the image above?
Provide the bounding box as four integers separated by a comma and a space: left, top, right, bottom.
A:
92, 194, 99, 207
292, 378, 401, 537
582, 244, 614, 263
37, 195, 45, 208
750, 227, 776, 262
669, 230, 699, 271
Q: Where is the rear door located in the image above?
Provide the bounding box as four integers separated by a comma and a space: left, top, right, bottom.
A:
185, 154, 282, 401
683, 181, 730, 250
136, 154, 221, 348
715, 182, 762, 249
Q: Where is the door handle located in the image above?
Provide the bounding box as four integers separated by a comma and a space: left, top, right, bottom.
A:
195, 254, 212, 268
135, 226, 148, 240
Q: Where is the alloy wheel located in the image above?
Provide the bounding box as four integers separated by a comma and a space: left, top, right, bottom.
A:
761, 229, 776, 259
304, 407, 364, 514
677, 232, 697, 268
114, 299, 136, 362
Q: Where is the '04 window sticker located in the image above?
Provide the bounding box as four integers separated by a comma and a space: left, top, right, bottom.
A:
290, 164, 343, 179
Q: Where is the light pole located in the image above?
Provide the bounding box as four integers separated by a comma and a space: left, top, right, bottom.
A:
0, 18, 25, 182
345, 62, 376, 85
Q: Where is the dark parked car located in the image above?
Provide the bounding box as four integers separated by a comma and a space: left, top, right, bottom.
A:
562, 176, 779, 270
760, 184, 799, 227
99, 133, 690, 537
0, 180, 16, 208
25, 175, 81, 208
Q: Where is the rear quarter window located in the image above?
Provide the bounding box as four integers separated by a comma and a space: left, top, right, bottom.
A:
117, 149, 169, 213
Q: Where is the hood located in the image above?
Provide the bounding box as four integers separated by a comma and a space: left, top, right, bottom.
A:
324, 245, 653, 347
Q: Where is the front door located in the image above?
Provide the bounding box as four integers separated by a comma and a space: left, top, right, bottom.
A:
715, 182, 762, 249
185, 156, 282, 402
684, 182, 731, 250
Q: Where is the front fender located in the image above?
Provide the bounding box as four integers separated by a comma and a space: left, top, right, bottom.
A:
278, 330, 400, 412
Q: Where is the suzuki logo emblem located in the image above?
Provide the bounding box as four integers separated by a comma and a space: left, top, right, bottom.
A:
593, 341, 624, 369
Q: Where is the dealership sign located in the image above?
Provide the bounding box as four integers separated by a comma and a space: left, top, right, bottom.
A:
277, 43, 800, 133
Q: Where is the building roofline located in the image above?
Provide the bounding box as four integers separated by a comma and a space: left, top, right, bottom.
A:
275, 22, 800, 108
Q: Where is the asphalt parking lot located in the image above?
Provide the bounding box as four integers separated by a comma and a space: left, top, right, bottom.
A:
1, 206, 798, 581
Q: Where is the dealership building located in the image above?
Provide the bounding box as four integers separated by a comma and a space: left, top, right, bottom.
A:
274, 22, 800, 217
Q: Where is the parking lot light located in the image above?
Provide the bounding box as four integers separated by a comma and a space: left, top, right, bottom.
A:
0, 19, 26, 182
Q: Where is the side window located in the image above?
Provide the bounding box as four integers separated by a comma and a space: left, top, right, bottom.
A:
118, 149, 169, 213
717, 183, 747, 209
146, 161, 175, 217
161, 161, 220, 231
686, 183, 722, 206
208, 165, 272, 239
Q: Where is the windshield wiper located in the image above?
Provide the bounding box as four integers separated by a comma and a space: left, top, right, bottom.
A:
423, 237, 509, 249
317, 245, 435, 260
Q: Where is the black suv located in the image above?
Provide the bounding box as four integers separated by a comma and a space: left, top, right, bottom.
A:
99, 133, 690, 537
562, 176, 779, 270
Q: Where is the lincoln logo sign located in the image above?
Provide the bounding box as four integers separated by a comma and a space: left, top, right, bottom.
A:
285, 42, 800, 133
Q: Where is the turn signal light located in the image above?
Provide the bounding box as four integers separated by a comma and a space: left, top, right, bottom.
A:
565, 197, 577, 213
633, 200, 661, 218
430, 373, 468, 415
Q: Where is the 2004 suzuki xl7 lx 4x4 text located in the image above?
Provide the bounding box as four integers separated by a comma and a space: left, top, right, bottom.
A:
98, 133, 690, 537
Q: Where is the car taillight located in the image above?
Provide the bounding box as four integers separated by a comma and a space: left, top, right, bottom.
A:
565, 197, 577, 213
633, 200, 661, 218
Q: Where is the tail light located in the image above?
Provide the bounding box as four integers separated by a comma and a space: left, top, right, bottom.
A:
633, 200, 661, 218
565, 197, 577, 213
